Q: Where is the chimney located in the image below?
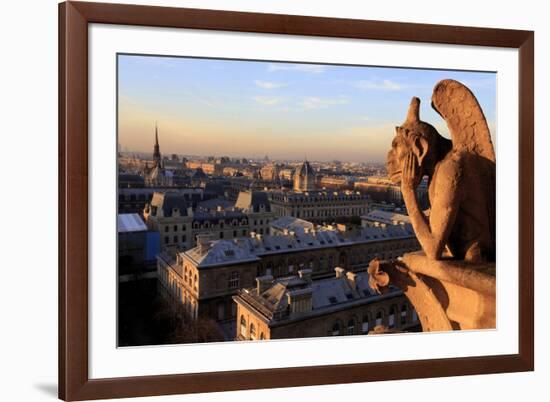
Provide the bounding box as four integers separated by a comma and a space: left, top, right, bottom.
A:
256, 275, 273, 295
287, 288, 313, 315
335, 267, 346, 278
298, 269, 312, 284
196, 234, 212, 254
346, 271, 358, 290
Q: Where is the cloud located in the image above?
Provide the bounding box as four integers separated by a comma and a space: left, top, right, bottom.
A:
267, 63, 326, 74
298, 96, 349, 110
354, 79, 405, 91
254, 80, 287, 89
253, 96, 284, 106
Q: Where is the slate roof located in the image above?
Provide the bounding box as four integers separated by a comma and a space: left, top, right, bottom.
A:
235, 191, 271, 213
150, 191, 189, 217
237, 269, 401, 322
118, 213, 148, 233
192, 210, 247, 224
181, 223, 415, 268
184, 240, 260, 267
196, 197, 235, 211
118, 173, 145, 186
270, 216, 315, 234
361, 210, 411, 225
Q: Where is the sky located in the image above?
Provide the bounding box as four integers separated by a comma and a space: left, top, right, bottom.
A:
118, 54, 497, 163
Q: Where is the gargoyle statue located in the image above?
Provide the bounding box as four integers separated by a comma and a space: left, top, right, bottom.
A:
387, 79, 496, 263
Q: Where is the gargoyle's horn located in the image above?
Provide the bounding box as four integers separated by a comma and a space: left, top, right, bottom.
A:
405, 97, 421, 124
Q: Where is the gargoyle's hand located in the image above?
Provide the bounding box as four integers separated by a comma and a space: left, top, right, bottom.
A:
401, 152, 421, 191
367, 258, 390, 294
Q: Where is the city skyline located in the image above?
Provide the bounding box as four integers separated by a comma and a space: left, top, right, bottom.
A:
118, 54, 497, 163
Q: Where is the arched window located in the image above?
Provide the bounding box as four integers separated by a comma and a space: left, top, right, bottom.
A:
240, 316, 247, 337
401, 304, 408, 325
331, 322, 340, 336
389, 305, 396, 328
347, 319, 356, 335
250, 323, 257, 340
376, 310, 383, 326
362, 314, 370, 334
260, 332, 265, 340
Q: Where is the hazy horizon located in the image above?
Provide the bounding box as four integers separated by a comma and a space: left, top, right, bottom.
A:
118, 54, 497, 163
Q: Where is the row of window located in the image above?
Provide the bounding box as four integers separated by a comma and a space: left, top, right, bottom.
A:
271, 195, 367, 203
293, 209, 366, 219
256, 245, 415, 277
157, 263, 198, 318
330, 304, 417, 336
164, 235, 187, 245
165, 224, 187, 232
238, 303, 417, 341
240, 316, 265, 340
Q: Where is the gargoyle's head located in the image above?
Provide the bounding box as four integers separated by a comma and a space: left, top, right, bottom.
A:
387, 97, 444, 184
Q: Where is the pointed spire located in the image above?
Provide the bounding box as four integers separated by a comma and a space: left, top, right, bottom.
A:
153, 121, 161, 168
155, 121, 159, 146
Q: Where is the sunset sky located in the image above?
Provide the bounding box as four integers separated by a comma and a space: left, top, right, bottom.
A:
118, 54, 497, 163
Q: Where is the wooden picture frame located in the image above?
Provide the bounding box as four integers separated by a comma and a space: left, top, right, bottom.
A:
59, 1, 534, 400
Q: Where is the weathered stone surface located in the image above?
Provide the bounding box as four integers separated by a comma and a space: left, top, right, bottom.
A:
386, 79, 495, 263
376, 79, 496, 331
368, 253, 496, 331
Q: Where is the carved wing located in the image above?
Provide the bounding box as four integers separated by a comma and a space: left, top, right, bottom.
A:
431, 79, 495, 162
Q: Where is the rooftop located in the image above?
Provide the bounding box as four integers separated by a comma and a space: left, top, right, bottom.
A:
270, 216, 315, 234
361, 210, 411, 225
150, 191, 189, 217
235, 191, 271, 213
182, 223, 415, 268
118, 213, 148, 233
236, 268, 402, 323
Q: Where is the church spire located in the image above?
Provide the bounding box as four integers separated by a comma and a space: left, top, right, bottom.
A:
153, 121, 161, 168
155, 121, 159, 146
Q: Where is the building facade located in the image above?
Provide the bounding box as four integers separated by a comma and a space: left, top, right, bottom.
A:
118, 187, 205, 215
156, 223, 419, 324
318, 176, 353, 190
293, 160, 316, 192
233, 267, 420, 340
144, 190, 276, 252
268, 190, 369, 223
355, 176, 429, 210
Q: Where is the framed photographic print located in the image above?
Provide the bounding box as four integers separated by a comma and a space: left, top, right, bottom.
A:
59, 1, 534, 400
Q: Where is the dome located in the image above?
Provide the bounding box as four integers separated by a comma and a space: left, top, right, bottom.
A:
293, 160, 316, 192
298, 160, 315, 177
